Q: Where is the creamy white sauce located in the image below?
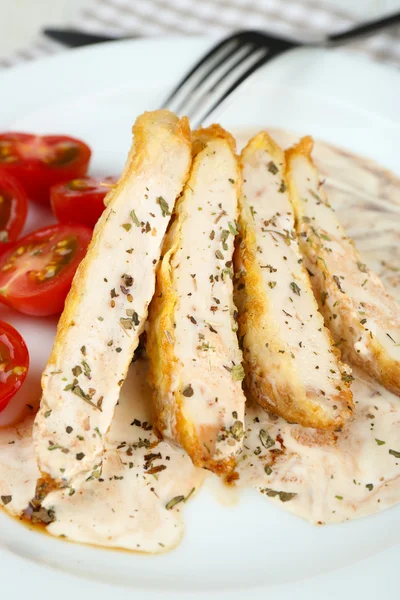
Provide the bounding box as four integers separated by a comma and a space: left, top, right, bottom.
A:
43, 360, 204, 552
236, 368, 400, 523
0, 130, 399, 552
1, 359, 204, 552
0, 416, 38, 516
35, 113, 191, 485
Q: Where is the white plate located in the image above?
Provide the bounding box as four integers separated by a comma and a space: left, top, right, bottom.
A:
0, 37, 399, 600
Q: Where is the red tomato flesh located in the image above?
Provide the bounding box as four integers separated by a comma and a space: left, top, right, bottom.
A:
0, 133, 91, 206
0, 173, 28, 244
51, 175, 118, 229
0, 320, 29, 412
0, 224, 92, 316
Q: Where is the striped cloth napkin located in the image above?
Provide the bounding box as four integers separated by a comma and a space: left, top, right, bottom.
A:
1, 0, 400, 69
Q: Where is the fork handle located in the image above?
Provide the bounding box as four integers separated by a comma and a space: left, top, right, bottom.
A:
326, 10, 400, 45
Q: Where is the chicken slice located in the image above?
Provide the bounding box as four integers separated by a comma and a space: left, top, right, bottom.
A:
235, 132, 353, 430
147, 125, 246, 474
286, 136, 400, 395
34, 110, 192, 485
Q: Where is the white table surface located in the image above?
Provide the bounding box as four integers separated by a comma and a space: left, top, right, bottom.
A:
0, 0, 88, 58
1, 0, 399, 60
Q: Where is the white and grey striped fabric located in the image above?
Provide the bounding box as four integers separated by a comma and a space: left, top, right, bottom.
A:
1, 0, 400, 69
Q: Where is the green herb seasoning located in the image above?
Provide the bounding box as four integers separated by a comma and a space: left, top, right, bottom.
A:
278, 180, 286, 193
165, 495, 185, 510
120, 317, 134, 330
231, 364, 245, 381
130, 209, 141, 227
389, 449, 400, 458
357, 261, 367, 273
230, 420, 244, 441
290, 282, 301, 296
263, 489, 296, 502
259, 429, 275, 449
82, 361, 91, 377
228, 221, 238, 235
341, 373, 355, 384
267, 161, 279, 175
157, 196, 170, 217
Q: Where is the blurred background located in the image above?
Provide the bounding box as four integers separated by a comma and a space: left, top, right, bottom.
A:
0, 0, 400, 67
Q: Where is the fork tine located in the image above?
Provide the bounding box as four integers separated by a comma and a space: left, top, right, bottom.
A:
183, 44, 262, 120
207, 45, 259, 95
161, 33, 241, 109
173, 40, 242, 116
175, 43, 256, 117
193, 51, 273, 127
189, 41, 249, 95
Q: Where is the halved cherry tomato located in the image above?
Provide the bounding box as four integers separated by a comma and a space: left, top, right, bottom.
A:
51, 175, 118, 229
0, 224, 92, 316
0, 173, 28, 244
0, 320, 29, 412
0, 133, 91, 206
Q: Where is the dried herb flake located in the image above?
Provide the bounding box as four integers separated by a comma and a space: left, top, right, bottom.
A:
157, 196, 170, 217
231, 364, 245, 381
165, 495, 185, 510
260, 429, 275, 449
267, 161, 279, 175
389, 449, 400, 458
130, 209, 140, 227
230, 420, 244, 441
290, 282, 301, 296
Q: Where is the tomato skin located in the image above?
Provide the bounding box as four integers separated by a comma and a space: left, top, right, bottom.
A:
0, 320, 29, 412
0, 224, 92, 316
51, 176, 117, 228
0, 242, 12, 258
0, 172, 28, 243
0, 133, 91, 206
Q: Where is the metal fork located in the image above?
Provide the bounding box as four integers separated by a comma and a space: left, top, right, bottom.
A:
162, 11, 400, 126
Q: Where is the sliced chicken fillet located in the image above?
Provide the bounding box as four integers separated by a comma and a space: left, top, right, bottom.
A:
235, 132, 353, 430
34, 110, 192, 485
286, 136, 400, 396
148, 125, 246, 474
